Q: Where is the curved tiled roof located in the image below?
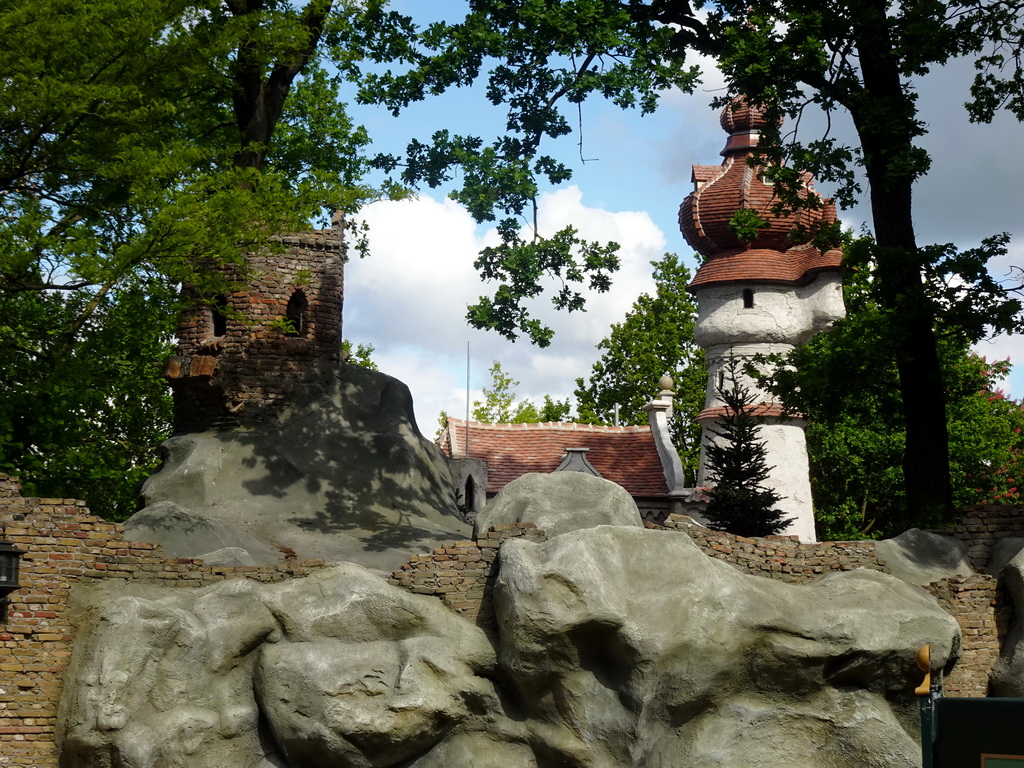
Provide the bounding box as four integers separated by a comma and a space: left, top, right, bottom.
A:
680, 96, 843, 288
696, 404, 805, 421
438, 419, 669, 497
688, 246, 843, 289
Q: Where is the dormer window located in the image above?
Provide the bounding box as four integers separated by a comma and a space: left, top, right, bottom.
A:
285, 289, 308, 337
742, 288, 754, 309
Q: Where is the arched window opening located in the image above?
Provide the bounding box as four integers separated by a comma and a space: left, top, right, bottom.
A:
211, 295, 229, 337
464, 475, 477, 514
742, 288, 754, 309
285, 290, 308, 337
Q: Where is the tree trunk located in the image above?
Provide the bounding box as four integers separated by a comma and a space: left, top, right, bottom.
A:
850, 7, 953, 524
226, 0, 332, 171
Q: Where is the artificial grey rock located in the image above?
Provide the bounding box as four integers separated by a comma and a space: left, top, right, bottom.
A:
875, 528, 974, 586
58, 526, 962, 768
990, 547, 1024, 695
494, 526, 960, 767
129, 366, 469, 572
58, 578, 281, 768
196, 547, 260, 566
987, 536, 1024, 575
474, 472, 644, 539
124, 501, 278, 564
58, 565, 512, 768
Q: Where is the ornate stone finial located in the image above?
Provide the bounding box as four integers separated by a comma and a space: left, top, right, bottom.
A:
658, 373, 674, 392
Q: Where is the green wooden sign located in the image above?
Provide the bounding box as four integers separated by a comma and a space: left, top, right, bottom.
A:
983, 757, 1024, 768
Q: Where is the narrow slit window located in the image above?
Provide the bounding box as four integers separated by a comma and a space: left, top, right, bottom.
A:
211, 295, 229, 337
742, 288, 754, 308
285, 289, 308, 337
464, 475, 477, 513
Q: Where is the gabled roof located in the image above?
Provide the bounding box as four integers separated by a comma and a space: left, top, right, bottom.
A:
437, 418, 670, 497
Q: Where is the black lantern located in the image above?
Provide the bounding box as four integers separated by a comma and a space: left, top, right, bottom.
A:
0, 535, 25, 623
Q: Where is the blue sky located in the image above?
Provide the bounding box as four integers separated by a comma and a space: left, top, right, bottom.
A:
342, 5, 1023, 433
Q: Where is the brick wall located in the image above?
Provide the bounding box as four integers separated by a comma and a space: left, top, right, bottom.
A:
388, 524, 547, 634
662, 515, 888, 581
0, 476, 326, 767
926, 575, 1006, 697
938, 505, 1024, 572
166, 225, 346, 433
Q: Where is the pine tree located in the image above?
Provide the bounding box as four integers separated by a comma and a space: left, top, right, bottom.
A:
703, 361, 791, 537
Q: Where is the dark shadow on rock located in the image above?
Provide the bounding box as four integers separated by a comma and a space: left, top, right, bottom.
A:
130, 365, 469, 571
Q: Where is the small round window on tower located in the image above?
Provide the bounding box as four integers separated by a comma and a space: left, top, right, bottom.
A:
285, 289, 308, 337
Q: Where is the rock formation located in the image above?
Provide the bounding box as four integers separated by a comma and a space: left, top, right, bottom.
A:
989, 546, 1024, 696
61, 474, 960, 768
126, 365, 470, 572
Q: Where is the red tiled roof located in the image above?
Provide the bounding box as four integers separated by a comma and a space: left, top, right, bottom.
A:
679, 96, 843, 288
696, 404, 805, 421
438, 419, 669, 497
688, 246, 843, 289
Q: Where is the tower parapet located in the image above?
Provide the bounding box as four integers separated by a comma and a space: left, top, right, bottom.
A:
680, 98, 845, 541
165, 217, 345, 433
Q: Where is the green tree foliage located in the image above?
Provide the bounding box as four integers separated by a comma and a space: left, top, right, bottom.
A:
366, 2, 703, 345
574, 254, 706, 478
759, 260, 1024, 539
702, 361, 791, 537
702, 0, 1024, 522
0, 0, 705, 516
470, 361, 571, 424
0, 284, 177, 520
0, 0, 380, 515
341, 340, 379, 371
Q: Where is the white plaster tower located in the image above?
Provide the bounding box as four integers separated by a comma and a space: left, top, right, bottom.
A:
679, 99, 846, 542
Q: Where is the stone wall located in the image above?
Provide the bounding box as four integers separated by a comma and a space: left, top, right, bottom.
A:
939, 505, 1024, 572
926, 576, 1007, 697
662, 515, 887, 580
388, 523, 547, 634
166, 226, 346, 433
0, 476, 326, 768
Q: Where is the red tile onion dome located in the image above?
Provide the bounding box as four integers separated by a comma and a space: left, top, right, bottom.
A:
680, 96, 843, 288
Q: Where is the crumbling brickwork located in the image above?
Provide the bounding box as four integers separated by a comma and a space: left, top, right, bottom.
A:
940, 505, 1024, 572
388, 524, 547, 633
0, 476, 325, 767
661, 515, 888, 581
166, 224, 345, 433
926, 575, 1007, 697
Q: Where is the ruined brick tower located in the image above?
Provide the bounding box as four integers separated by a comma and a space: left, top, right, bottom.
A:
679, 98, 846, 541
164, 216, 345, 433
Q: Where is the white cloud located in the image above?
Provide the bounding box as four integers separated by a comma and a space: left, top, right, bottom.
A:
345, 188, 671, 431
